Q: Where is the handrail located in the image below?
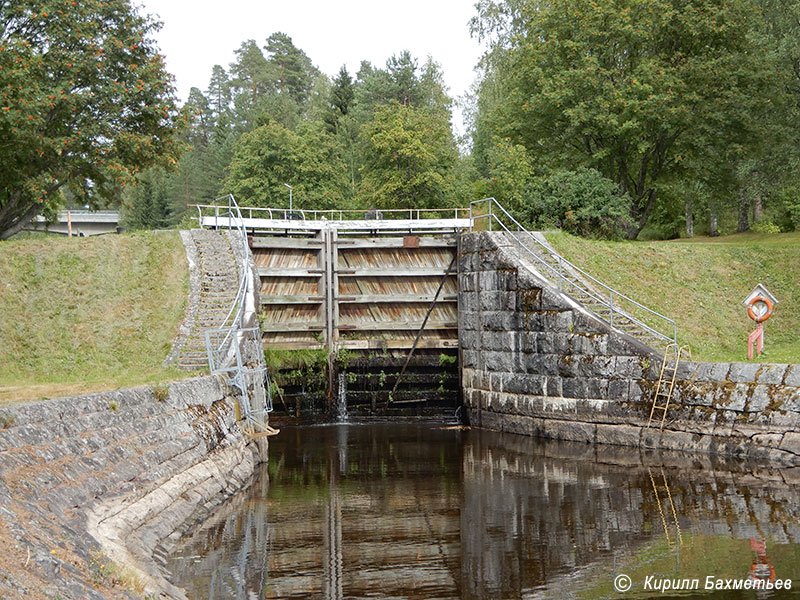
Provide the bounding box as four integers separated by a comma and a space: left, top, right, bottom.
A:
208, 196, 250, 355
190, 204, 469, 222
200, 194, 273, 422
469, 197, 677, 344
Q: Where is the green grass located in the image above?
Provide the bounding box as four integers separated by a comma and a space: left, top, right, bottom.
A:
546, 231, 800, 363
558, 532, 800, 599
0, 232, 189, 403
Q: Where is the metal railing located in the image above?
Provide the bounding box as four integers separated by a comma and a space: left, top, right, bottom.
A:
192, 204, 469, 223
470, 197, 677, 345
204, 326, 272, 420
200, 194, 272, 425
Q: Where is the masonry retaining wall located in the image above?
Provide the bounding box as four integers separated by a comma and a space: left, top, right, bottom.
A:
0, 376, 266, 600
458, 231, 800, 465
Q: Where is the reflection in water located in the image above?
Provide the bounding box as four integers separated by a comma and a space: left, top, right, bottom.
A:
167, 424, 800, 599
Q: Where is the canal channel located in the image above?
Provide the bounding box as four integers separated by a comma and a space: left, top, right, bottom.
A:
167, 423, 800, 599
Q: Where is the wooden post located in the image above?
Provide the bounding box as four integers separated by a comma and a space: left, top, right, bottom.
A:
456, 235, 464, 419
324, 227, 335, 411
747, 324, 764, 360
67, 211, 72, 237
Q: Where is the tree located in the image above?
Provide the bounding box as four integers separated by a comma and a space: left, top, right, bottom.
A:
325, 65, 355, 133
477, 136, 533, 213
359, 102, 458, 209
228, 34, 325, 132
473, 0, 784, 239
264, 32, 319, 106
729, 0, 800, 233
0, 0, 180, 239
184, 87, 213, 147
223, 120, 347, 209
229, 40, 272, 103
228, 39, 279, 130
354, 51, 452, 122
122, 168, 172, 229
206, 64, 233, 138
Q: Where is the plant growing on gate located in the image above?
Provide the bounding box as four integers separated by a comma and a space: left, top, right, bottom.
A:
438, 353, 457, 366
336, 348, 354, 369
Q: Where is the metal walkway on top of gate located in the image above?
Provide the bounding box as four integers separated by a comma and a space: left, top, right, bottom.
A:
195, 205, 472, 237
194, 203, 471, 355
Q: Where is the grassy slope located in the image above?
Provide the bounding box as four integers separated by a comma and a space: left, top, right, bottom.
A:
0, 232, 189, 403
547, 231, 800, 364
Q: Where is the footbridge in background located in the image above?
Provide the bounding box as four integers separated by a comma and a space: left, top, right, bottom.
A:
26, 209, 121, 237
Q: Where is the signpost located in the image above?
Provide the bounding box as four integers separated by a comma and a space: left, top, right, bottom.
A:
743, 284, 778, 360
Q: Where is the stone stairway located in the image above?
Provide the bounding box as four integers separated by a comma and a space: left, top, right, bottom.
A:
506, 231, 670, 350
171, 229, 241, 371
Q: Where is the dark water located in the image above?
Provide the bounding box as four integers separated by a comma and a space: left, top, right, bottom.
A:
168, 424, 800, 599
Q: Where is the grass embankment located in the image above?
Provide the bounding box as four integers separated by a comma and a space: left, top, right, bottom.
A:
547, 231, 800, 363
0, 232, 189, 403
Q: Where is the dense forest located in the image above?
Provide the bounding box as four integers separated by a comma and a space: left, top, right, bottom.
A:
4, 0, 800, 240
121, 36, 468, 229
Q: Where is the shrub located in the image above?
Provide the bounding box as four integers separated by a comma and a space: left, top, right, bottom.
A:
524, 168, 632, 239
782, 189, 800, 231
751, 218, 781, 234
152, 385, 169, 402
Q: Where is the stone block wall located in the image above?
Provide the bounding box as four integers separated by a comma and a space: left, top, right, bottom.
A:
458, 231, 800, 465
0, 376, 267, 600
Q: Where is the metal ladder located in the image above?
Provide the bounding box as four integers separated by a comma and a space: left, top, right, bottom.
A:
648, 343, 691, 429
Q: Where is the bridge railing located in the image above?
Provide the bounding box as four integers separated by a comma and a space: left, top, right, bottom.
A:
470, 197, 677, 345
191, 204, 469, 222
201, 194, 273, 425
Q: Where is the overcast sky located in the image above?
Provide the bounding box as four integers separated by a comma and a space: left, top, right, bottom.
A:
136, 0, 485, 135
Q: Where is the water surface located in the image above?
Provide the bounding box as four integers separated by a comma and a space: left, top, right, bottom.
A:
168, 424, 800, 598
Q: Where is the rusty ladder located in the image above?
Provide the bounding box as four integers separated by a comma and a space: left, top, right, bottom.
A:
648, 343, 691, 429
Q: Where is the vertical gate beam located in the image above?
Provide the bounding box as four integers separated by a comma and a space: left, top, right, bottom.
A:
324, 226, 334, 355
324, 226, 336, 410
332, 228, 339, 352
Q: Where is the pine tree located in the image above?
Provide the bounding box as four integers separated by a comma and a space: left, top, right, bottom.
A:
325, 66, 355, 133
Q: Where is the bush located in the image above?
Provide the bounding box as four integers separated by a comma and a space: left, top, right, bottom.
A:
783, 191, 800, 231
751, 218, 781, 234
523, 168, 631, 239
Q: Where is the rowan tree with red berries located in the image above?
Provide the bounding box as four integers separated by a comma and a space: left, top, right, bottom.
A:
0, 0, 181, 239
